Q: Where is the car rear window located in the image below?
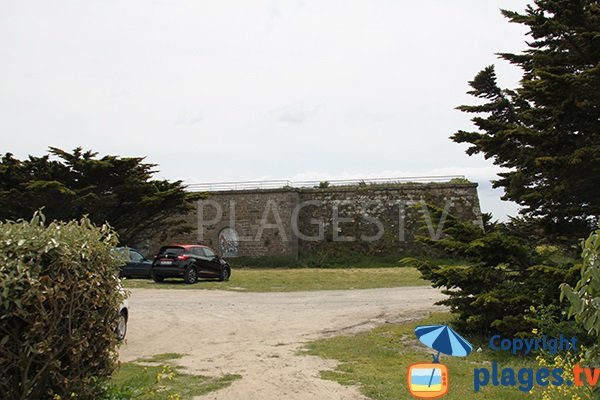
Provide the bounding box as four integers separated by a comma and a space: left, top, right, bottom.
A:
158, 246, 186, 257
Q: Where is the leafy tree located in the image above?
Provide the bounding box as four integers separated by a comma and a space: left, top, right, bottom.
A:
452, 1, 600, 241
0, 148, 199, 246
562, 227, 600, 376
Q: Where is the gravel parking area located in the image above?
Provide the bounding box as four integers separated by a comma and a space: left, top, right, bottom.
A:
119, 287, 446, 400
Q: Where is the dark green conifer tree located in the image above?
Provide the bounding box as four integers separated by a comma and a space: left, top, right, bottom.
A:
0, 148, 199, 246
453, 0, 600, 241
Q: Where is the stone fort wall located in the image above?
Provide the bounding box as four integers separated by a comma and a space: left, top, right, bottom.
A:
155, 182, 483, 258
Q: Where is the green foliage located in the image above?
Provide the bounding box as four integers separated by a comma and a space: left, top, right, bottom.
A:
0, 212, 125, 399
232, 253, 413, 268
532, 347, 592, 400
416, 205, 580, 335
0, 148, 200, 246
562, 227, 600, 370
524, 303, 592, 349
306, 312, 549, 399
448, 177, 471, 184
452, 1, 600, 241
101, 355, 241, 400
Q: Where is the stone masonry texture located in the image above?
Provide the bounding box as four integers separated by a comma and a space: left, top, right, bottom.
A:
147, 183, 483, 258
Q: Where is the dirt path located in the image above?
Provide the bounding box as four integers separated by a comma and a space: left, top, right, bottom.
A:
119, 287, 446, 400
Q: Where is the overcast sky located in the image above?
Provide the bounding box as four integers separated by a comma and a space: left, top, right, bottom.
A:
1, 0, 532, 220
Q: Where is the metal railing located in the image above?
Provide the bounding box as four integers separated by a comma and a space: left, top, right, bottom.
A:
186, 175, 467, 192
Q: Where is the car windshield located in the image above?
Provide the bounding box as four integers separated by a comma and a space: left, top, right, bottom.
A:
158, 246, 185, 257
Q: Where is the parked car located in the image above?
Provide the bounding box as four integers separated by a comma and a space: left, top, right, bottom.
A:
151, 244, 231, 284
116, 247, 152, 279
116, 298, 129, 341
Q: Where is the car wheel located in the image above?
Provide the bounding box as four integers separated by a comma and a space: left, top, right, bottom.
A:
219, 267, 230, 282
152, 273, 164, 283
115, 310, 128, 341
184, 267, 198, 284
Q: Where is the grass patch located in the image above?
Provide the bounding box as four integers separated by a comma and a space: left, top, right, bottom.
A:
122, 267, 428, 292
304, 313, 583, 400
106, 354, 240, 399
231, 254, 467, 269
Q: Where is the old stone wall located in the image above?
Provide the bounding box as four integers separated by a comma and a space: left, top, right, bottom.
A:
197, 190, 300, 257
148, 182, 483, 258
295, 183, 482, 257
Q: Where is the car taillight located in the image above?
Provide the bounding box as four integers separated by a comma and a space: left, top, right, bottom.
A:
176, 255, 189, 261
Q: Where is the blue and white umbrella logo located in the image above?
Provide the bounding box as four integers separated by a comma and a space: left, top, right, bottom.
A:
412, 324, 473, 391
415, 324, 473, 362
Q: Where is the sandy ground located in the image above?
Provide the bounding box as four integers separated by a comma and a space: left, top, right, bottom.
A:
119, 287, 446, 400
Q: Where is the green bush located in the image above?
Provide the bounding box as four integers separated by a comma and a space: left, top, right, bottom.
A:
0, 212, 125, 399
562, 227, 600, 374
231, 253, 411, 269
416, 205, 580, 336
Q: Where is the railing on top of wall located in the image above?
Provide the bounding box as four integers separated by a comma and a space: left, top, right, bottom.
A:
186, 175, 467, 192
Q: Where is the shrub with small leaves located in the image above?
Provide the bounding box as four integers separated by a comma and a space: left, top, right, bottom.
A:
0, 212, 125, 400
531, 346, 592, 400
562, 227, 600, 399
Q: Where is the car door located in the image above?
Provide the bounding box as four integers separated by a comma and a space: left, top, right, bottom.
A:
187, 247, 209, 277
127, 249, 152, 278
199, 247, 222, 277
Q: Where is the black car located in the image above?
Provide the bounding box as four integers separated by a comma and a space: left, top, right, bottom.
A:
116, 247, 153, 279
151, 244, 231, 284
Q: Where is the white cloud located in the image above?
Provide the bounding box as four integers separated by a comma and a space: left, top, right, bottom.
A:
176, 111, 203, 125
272, 104, 322, 124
